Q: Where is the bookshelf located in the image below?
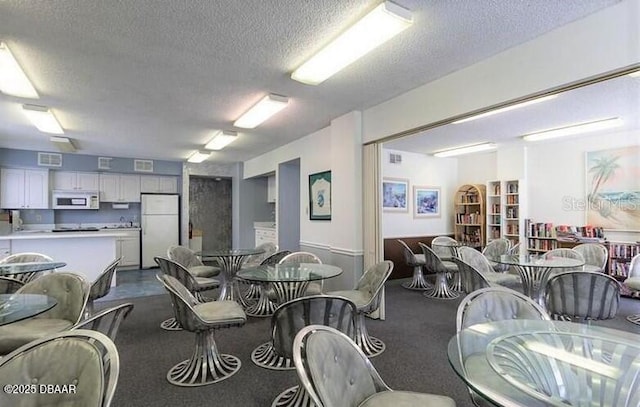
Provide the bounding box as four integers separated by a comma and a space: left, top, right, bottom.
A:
486, 179, 525, 248
455, 184, 486, 249
525, 219, 558, 253
608, 242, 640, 295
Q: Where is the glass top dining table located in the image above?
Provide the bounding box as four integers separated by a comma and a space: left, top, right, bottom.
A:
0, 261, 66, 276
0, 293, 58, 326
448, 319, 640, 407
197, 249, 265, 302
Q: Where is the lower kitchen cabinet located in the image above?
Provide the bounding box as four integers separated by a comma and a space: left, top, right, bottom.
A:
116, 231, 140, 269
255, 228, 277, 246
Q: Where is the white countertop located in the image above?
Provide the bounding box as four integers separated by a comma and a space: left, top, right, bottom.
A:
0, 229, 139, 240
254, 222, 276, 230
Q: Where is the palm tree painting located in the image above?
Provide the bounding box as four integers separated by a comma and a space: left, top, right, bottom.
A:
586, 146, 640, 231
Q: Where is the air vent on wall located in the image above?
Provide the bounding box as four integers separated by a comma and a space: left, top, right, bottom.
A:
98, 157, 112, 170
134, 159, 153, 172
37, 152, 62, 167
389, 153, 402, 164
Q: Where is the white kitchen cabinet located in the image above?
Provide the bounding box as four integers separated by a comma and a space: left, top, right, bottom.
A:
116, 231, 140, 268
1, 168, 49, 209
100, 173, 141, 202
140, 175, 178, 193
267, 175, 276, 203
255, 228, 277, 246
52, 171, 100, 191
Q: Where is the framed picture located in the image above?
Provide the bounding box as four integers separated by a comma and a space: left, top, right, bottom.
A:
585, 145, 640, 231
382, 178, 409, 212
414, 186, 440, 218
309, 170, 331, 220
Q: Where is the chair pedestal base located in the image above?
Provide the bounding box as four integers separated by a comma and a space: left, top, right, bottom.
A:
627, 314, 640, 325
355, 313, 385, 357
423, 272, 459, 299
251, 341, 294, 370
401, 266, 431, 290
272, 384, 315, 407
167, 330, 240, 386
160, 317, 182, 331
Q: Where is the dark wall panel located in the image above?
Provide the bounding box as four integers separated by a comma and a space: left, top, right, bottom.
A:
384, 235, 454, 280
190, 176, 232, 251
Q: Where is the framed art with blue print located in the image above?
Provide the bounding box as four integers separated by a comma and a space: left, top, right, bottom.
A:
309, 170, 331, 220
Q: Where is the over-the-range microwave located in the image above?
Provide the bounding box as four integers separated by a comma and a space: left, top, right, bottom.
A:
52, 190, 100, 210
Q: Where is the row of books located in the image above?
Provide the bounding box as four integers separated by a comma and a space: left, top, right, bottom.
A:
528, 238, 557, 251
609, 243, 640, 259
459, 193, 480, 204
526, 220, 555, 238
506, 183, 519, 194
610, 260, 633, 278
456, 213, 482, 224
490, 204, 500, 214
506, 207, 519, 219
506, 195, 519, 205
506, 224, 519, 235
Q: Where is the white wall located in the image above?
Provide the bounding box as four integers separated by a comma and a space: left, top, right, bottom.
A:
382, 149, 457, 238
457, 151, 497, 185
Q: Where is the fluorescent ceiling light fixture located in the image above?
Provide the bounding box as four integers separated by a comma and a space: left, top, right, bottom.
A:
50, 136, 76, 153
233, 94, 289, 129
523, 117, 623, 142
22, 104, 64, 134
0, 42, 39, 99
291, 1, 413, 85
205, 130, 238, 150
433, 143, 496, 158
453, 95, 558, 124
187, 150, 210, 163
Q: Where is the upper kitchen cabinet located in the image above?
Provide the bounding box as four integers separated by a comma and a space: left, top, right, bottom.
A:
1, 168, 49, 209
52, 171, 100, 191
267, 175, 276, 203
140, 175, 178, 194
100, 173, 141, 202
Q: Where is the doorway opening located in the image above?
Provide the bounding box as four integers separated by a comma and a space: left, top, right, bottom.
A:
189, 176, 232, 251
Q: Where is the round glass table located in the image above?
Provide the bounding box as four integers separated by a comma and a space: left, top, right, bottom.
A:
198, 249, 264, 302
237, 263, 343, 316
0, 293, 57, 326
448, 319, 640, 407
0, 261, 66, 276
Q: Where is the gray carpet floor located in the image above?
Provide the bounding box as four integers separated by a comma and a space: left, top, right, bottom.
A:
103, 280, 640, 407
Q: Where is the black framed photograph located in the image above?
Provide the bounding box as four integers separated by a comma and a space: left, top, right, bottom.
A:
309, 170, 331, 220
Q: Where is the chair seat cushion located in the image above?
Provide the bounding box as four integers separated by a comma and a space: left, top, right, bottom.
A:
325, 290, 368, 309
442, 261, 458, 272
188, 265, 220, 278
359, 390, 456, 407
194, 300, 246, 325
194, 277, 220, 290
625, 277, 640, 290
0, 318, 73, 354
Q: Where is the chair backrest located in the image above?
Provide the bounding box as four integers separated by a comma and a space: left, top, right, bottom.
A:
396, 239, 421, 266
73, 302, 134, 342
17, 272, 89, 325
431, 236, 458, 259
272, 296, 357, 360
456, 286, 550, 333
278, 251, 322, 264
156, 273, 201, 332
166, 245, 203, 268
418, 242, 450, 274
481, 238, 511, 259
89, 257, 121, 302
293, 325, 390, 407
508, 241, 522, 255
451, 257, 490, 293
0, 329, 119, 407
244, 242, 278, 268
0, 276, 25, 294
629, 254, 640, 279
458, 246, 495, 275
261, 250, 291, 266
543, 271, 620, 321
573, 243, 608, 270
0, 252, 55, 284
154, 256, 201, 293
545, 248, 584, 260
354, 261, 393, 312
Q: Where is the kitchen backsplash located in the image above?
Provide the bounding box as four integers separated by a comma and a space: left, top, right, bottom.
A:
19, 203, 140, 226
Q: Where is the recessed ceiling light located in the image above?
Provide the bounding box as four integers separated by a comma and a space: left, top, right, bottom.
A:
452, 95, 558, 124
22, 104, 64, 134
205, 130, 238, 150
187, 150, 210, 163
522, 117, 623, 141
433, 143, 497, 157
0, 42, 39, 99
50, 136, 76, 153
233, 94, 289, 129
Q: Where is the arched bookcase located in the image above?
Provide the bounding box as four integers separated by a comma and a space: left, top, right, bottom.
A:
454, 184, 486, 249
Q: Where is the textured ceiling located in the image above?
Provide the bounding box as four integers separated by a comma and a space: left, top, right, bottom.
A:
0, 0, 622, 162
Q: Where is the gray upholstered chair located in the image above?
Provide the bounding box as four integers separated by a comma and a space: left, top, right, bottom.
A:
623, 254, 640, 325
157, 273, 246, 386
458, 246, 521, 288
85, 257, 121, 317
155, 256, 220, 330
456, 286, 550, 406
573, 243, 608, 271
450, 257, 491, 294
481, 238, 511, 272
508, 241, 522, 255
0, 252, 54, 285
543, 270, 620, 322
244, 250, 291, 317
251, 296, 357, 406
73, 302, 134, 342
279, 251, 323, 295
396, 239, 431, 290
0, 329, 119, 407
167, 245, 220, 278
0, 275, 25, 294
325, 260, 393, 357
419, 242, 459, 299
0, 272, 89, 355
293, 325, 456, 407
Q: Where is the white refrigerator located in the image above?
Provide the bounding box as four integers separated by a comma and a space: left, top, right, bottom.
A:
141, 194, 179, 268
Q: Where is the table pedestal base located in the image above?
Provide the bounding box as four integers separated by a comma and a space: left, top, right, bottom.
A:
245, 285, 277, 317
423, 272, 459, 299
627, 314, 640, 325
